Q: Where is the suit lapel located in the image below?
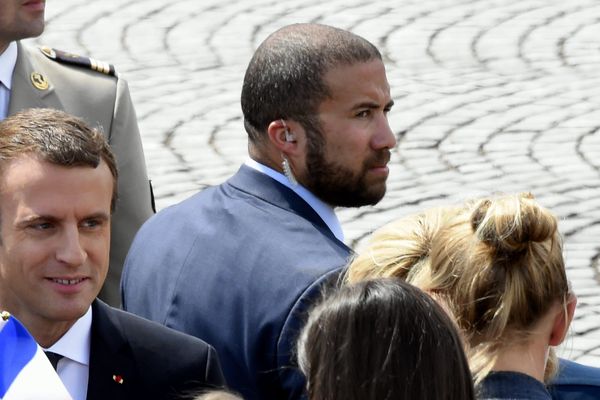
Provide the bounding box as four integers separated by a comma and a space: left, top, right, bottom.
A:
228, 165, 349, 250
8, 42, 61, 114
87, 300, 136, 400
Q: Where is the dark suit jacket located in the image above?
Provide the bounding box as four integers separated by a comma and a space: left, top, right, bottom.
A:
8, 42, 154, 307
549, 358, 600, 400
87, 300, 225, 400
122, 165, 351, 400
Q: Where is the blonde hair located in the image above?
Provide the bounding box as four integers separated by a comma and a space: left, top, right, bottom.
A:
344, 206, 458, 288
345, 193, 569, 384
193, 391, 242, 400
432, 193, 568, 382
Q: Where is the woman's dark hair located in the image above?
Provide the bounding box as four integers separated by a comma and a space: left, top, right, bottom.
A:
297, 278, 475, 400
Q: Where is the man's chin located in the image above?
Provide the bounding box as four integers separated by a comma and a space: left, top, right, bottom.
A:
358, 189, 387, 207
324, 186, 387, 208
305, 165, 388, 207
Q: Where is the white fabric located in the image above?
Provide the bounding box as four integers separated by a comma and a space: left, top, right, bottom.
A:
44, 307, 92, 400
0, 41, 18, 120
245, 158, 345, 242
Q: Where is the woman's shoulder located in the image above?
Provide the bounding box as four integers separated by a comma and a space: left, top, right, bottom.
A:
477, 371, 551, 400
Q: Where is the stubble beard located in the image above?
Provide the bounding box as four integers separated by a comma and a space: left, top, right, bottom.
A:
302, 127, 390, 208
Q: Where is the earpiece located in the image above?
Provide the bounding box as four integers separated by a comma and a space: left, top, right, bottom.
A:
281, 119, 296, 142
285, 130, 295, 142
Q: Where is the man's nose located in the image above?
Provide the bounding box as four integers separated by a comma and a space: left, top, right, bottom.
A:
372, 116, 397, 150
56, 227, 87, 266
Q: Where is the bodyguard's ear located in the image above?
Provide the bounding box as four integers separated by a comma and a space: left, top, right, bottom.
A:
549, 294, 577, 346
267, 119, 298, 152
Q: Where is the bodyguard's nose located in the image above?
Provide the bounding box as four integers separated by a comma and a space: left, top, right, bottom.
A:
372, 117, 397, 150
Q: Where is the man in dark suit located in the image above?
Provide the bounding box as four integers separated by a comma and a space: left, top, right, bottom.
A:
0, 0, 153, 307
0, 109, 225, 400
121, 23, 396, 400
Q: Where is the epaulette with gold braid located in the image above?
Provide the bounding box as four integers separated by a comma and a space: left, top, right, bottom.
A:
39, 46, 116, 77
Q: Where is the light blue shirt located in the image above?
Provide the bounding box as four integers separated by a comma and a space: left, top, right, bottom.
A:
0, 42, 18, 120
245, 158, 345, 243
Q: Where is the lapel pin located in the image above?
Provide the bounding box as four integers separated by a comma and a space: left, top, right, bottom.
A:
30, 72, 49, 91
1, 311, 10, 321
112, 374, 124, 384
40, 46, 57, 59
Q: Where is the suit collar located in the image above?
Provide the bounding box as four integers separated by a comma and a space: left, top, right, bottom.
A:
87, 300, 135, 400
244, 158, 344, 242
8, 42, 58, 114
228, 165, 349, 250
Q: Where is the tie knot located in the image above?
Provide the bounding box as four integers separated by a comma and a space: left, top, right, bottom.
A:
44, 351, 63, 371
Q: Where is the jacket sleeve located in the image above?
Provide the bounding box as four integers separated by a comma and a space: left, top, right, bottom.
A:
275, 267, 344, 399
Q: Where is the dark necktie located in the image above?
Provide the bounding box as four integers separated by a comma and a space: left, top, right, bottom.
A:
45, 351, 63, 371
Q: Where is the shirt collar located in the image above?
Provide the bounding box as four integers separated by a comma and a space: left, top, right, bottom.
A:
0, 42, 18, 89
245, 158, 345, 242
44, 306, 92, 366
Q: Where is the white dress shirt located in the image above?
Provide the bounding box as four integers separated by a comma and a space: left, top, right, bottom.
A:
0, 41, 18, 120
44, 307, 92, 400
245, 158, 345, 242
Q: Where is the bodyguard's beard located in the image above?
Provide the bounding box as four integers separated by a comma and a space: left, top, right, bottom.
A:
303, 133, 391, 207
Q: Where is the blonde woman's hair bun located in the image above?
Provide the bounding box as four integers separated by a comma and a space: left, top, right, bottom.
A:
470, 193, 556, 259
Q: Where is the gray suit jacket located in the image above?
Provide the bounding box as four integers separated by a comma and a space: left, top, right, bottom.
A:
8, 43, 154, 307
122, 165, 351, 400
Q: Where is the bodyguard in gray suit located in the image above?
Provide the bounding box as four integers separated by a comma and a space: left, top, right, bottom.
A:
122, 23, 397, 400
0, 0, 153, 307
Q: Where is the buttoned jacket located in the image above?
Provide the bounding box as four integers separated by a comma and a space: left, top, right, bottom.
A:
87, 300, 225, 400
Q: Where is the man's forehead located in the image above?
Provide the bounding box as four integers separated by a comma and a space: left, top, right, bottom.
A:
321, 60, 391, 105
2, 152, 45, 171
1, 153, 105, 177
0, 155, 113, 208
0, 154, 45, 192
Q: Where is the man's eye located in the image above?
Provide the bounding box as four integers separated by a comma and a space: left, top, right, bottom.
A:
356, 110, 370, 118
31, 222, 53, 230
82, 219, 102, 229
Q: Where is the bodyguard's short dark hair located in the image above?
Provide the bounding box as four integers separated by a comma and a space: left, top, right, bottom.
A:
0, 108, 118, 211
297, 278, 475, 400
241, 23, 382, 143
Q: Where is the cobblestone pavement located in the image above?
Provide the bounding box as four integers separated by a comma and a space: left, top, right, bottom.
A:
33, 0, 600, 366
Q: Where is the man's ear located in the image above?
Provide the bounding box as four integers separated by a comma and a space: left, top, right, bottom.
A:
267, 119, 299, 153
549, 293, 577, 346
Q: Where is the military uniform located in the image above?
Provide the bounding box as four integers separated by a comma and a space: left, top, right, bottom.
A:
8, 42, 154, 307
